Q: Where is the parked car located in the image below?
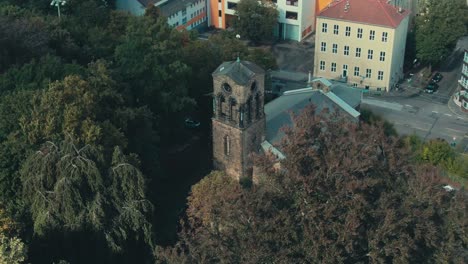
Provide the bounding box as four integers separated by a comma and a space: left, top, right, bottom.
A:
425, 82, 439, 94
431, 72, 443, 83
184, 118, 200, 128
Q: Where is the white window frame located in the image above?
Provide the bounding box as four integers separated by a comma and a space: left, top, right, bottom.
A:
357, 28, 363, 39
331, 62, 337, 72
344, 45, 350, 56
320, 61, 326, 71
333, 25, 339, 35
382, 32, 388, 42
322, 23, 328, 33
366, 69, 372, 78
378, 71, 384, 80
370, 30, 375, 40
332, 43, 338, 54
354, 66, 360, 76
355, 47, 361, 57
368, 49, 373, 60
345, 26, 351, 37
321, 42, 327, 52
380, 51, 386, 61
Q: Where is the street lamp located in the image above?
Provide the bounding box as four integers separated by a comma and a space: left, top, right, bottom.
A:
50, 0, 67, 19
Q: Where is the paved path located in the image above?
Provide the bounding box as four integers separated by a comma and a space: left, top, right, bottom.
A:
362, 96, 468, 152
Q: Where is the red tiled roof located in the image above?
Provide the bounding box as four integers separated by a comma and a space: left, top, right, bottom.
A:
318, 0, 410, 28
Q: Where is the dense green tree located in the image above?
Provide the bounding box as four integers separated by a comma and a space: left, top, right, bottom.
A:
157, 106, 467, 263
0, 15, 50, 72
415, 0, 468, 65
0, 204, 27, 264
21, 139, 153, 262
233, 0, 278, 44
114, 15, 195, 144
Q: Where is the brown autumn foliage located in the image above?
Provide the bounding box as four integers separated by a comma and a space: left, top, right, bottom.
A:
156, 105, 467, 264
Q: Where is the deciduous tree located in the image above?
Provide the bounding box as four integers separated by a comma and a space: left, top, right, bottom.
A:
415, 0, 468, 65
157, 106, 468, 263
233, 0, 278, 44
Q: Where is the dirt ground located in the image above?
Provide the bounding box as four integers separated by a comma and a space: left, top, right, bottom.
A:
271, 34, 316, 73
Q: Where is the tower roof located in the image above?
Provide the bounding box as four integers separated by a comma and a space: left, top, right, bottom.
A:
318, 0, 410, 28
213, 60, 265, 85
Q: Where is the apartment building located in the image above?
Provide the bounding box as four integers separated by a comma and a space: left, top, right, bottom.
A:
313, 0, 410, 92
211, 0, 333, 42
116, 0, 208, 31
454, 50, 468, 112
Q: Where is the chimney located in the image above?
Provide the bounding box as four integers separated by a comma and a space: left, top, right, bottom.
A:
344, 0, 350, 12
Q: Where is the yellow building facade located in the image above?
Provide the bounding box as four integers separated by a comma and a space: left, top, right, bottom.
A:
313, 0, 409, 92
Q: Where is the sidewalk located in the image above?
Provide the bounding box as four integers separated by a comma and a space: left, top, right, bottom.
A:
365, 85, 422, 98
447, 95, 468, 120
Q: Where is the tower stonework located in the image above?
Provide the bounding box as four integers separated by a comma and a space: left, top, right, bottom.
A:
211, 60, 266, 180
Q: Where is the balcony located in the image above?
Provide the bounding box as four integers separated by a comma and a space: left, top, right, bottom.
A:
459, 79, 468, 90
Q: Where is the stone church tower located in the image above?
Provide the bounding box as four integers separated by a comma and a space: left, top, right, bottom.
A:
211, 59, 266, 180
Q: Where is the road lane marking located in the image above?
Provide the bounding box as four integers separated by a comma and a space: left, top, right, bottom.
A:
444, 113, 452, 117
446, 128, 464, 133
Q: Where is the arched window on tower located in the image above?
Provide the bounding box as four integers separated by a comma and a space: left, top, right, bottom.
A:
224, 135, 230, 156
218, 94, 226, 118
229, 97, 237, 122
246, 97, 252, 124
255, 93, 261, 119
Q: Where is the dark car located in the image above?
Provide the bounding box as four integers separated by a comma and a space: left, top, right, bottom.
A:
425, 82, 439, 94
431, 72, 443, 83
184, 118, 200, 128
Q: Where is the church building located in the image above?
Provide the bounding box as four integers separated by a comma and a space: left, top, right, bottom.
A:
212, 59, 361, 180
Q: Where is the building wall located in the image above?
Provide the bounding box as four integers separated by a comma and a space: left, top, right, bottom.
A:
117, 0, 208, 31
168, 0, 208, 30
313, 17, 407, 92
211, 0, 319, 42
389, 15, 409, 89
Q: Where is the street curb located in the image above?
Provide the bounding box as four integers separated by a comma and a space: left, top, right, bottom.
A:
447, 95, 467, 120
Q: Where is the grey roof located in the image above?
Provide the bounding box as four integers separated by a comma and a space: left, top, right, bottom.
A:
138, 0, 199, 16
212, 60, 265, 85
264, 88, 360, 145
329, 82, 361, 108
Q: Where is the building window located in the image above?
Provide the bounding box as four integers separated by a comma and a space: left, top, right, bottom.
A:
366, 69, 372, 78
331, 62, 337, 72
382, 32, 388, 42
320, 61, 325, 71
357, 28, 363, 38
344, 46, 349, 56
332, 43, 338, 54
224, 135, 230, 156
227, 2, 237, 9
321, 42, 327, 52
370, 30, 375, 40
322, 23, 328, 33
343, 64, 348, 77
380, 51, 386, 61
355, 47, 361, 57
333, 25, 339, 35
345, 26, 351, 37
218, 10, 222, 17
353, 83, 358, 87
354, 66, 360, 76
378, 71, 384, 80
368, 49, 373, 60
182, 9, 187, 16
286, 11, 298, 20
